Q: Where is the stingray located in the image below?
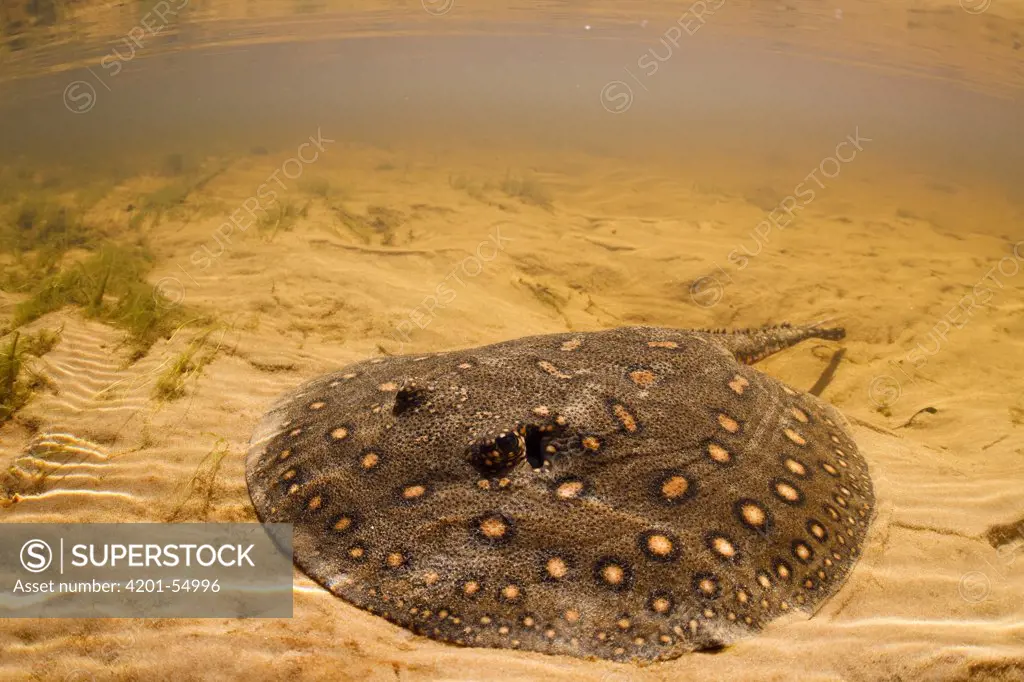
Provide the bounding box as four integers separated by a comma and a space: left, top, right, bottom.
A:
246, 324, 874, 662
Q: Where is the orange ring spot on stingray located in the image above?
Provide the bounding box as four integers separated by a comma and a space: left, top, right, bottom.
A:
403, 485, 427, 500
612, 404, 639, 433
728, 375, 750, 395
556, 480, 585, 499
478, 515, 508, 539
784, 428, 806, 445
629, 369, 657, 388
775, 481, 801, 503
711, 536, 736, 558
546, 557, 569, 579
707, 443, 732, 464
646, 534, 675, 557
718, 413, 740, 433
784, 458, 807, 477
661, 475, 690, 500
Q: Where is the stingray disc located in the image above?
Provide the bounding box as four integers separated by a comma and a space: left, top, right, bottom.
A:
246, 327, 874, 662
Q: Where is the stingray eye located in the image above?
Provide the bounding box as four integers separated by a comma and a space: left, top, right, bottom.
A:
467, 430, 525, 476
495, 432, 522, 456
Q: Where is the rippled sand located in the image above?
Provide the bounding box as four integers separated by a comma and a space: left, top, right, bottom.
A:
0, 138, 1022, 680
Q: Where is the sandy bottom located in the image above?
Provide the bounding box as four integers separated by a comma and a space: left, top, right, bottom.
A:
1, 141, 1023, 681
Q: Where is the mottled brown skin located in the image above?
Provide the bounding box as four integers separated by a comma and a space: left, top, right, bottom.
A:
246, 325, 874, 663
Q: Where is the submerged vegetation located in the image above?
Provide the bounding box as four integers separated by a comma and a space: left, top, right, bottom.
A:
0, 328, 61, 423
449, 173, 491, 203
0, 153, 233, 325
0, 333, 23, 422
299, 176, 343, 201
4, 245, 184, 360
301, 177, 410, 245
166, 437, 232, 522
153, 327, 225, 401
256, 200, 307, 242
130, 159, 229, 229
500, 172, 553, 209
449, 172, 554, 209
0, 163, 206, 363
0, 198, 90, 254
0, 155, 233, 422
331, 204, 405, 246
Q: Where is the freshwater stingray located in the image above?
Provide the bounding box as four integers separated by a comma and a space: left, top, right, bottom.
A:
246, 324, 874, 662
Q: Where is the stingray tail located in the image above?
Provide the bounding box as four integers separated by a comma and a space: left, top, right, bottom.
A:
697, 321, 846, 365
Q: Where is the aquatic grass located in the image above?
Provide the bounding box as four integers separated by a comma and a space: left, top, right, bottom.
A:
109, 279, 185, 361
302, 177, 353, 207
0, 248, 64, 295
299, 177, 335, 199
517, 277, 571, 327
7, 246, 184, 360
9, 247, 139, 325
0, 181, 115, 299
332, 204, 404, 245
153, 327, 223, 401
20, 327, 61, 357
256, 200, 306, 241
448, 174, 470, 190
130, 180, 192, 228
9, 265, 89, 328
500, 172, 553, 209
449, 173, 490, 202
0, 332, 23, 422
0, 165, 125, 219
334, 207, 373, 244
0, 328, 61, 423
166, 437, 231, 521
367, 205, 403, 227
130, 162, 229, 228
743, 186, 781, 212
0, 167, 215, 362
0, 198, 91, 254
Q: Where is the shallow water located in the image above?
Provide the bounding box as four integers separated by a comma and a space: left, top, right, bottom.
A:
1, 1, 1023, 680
